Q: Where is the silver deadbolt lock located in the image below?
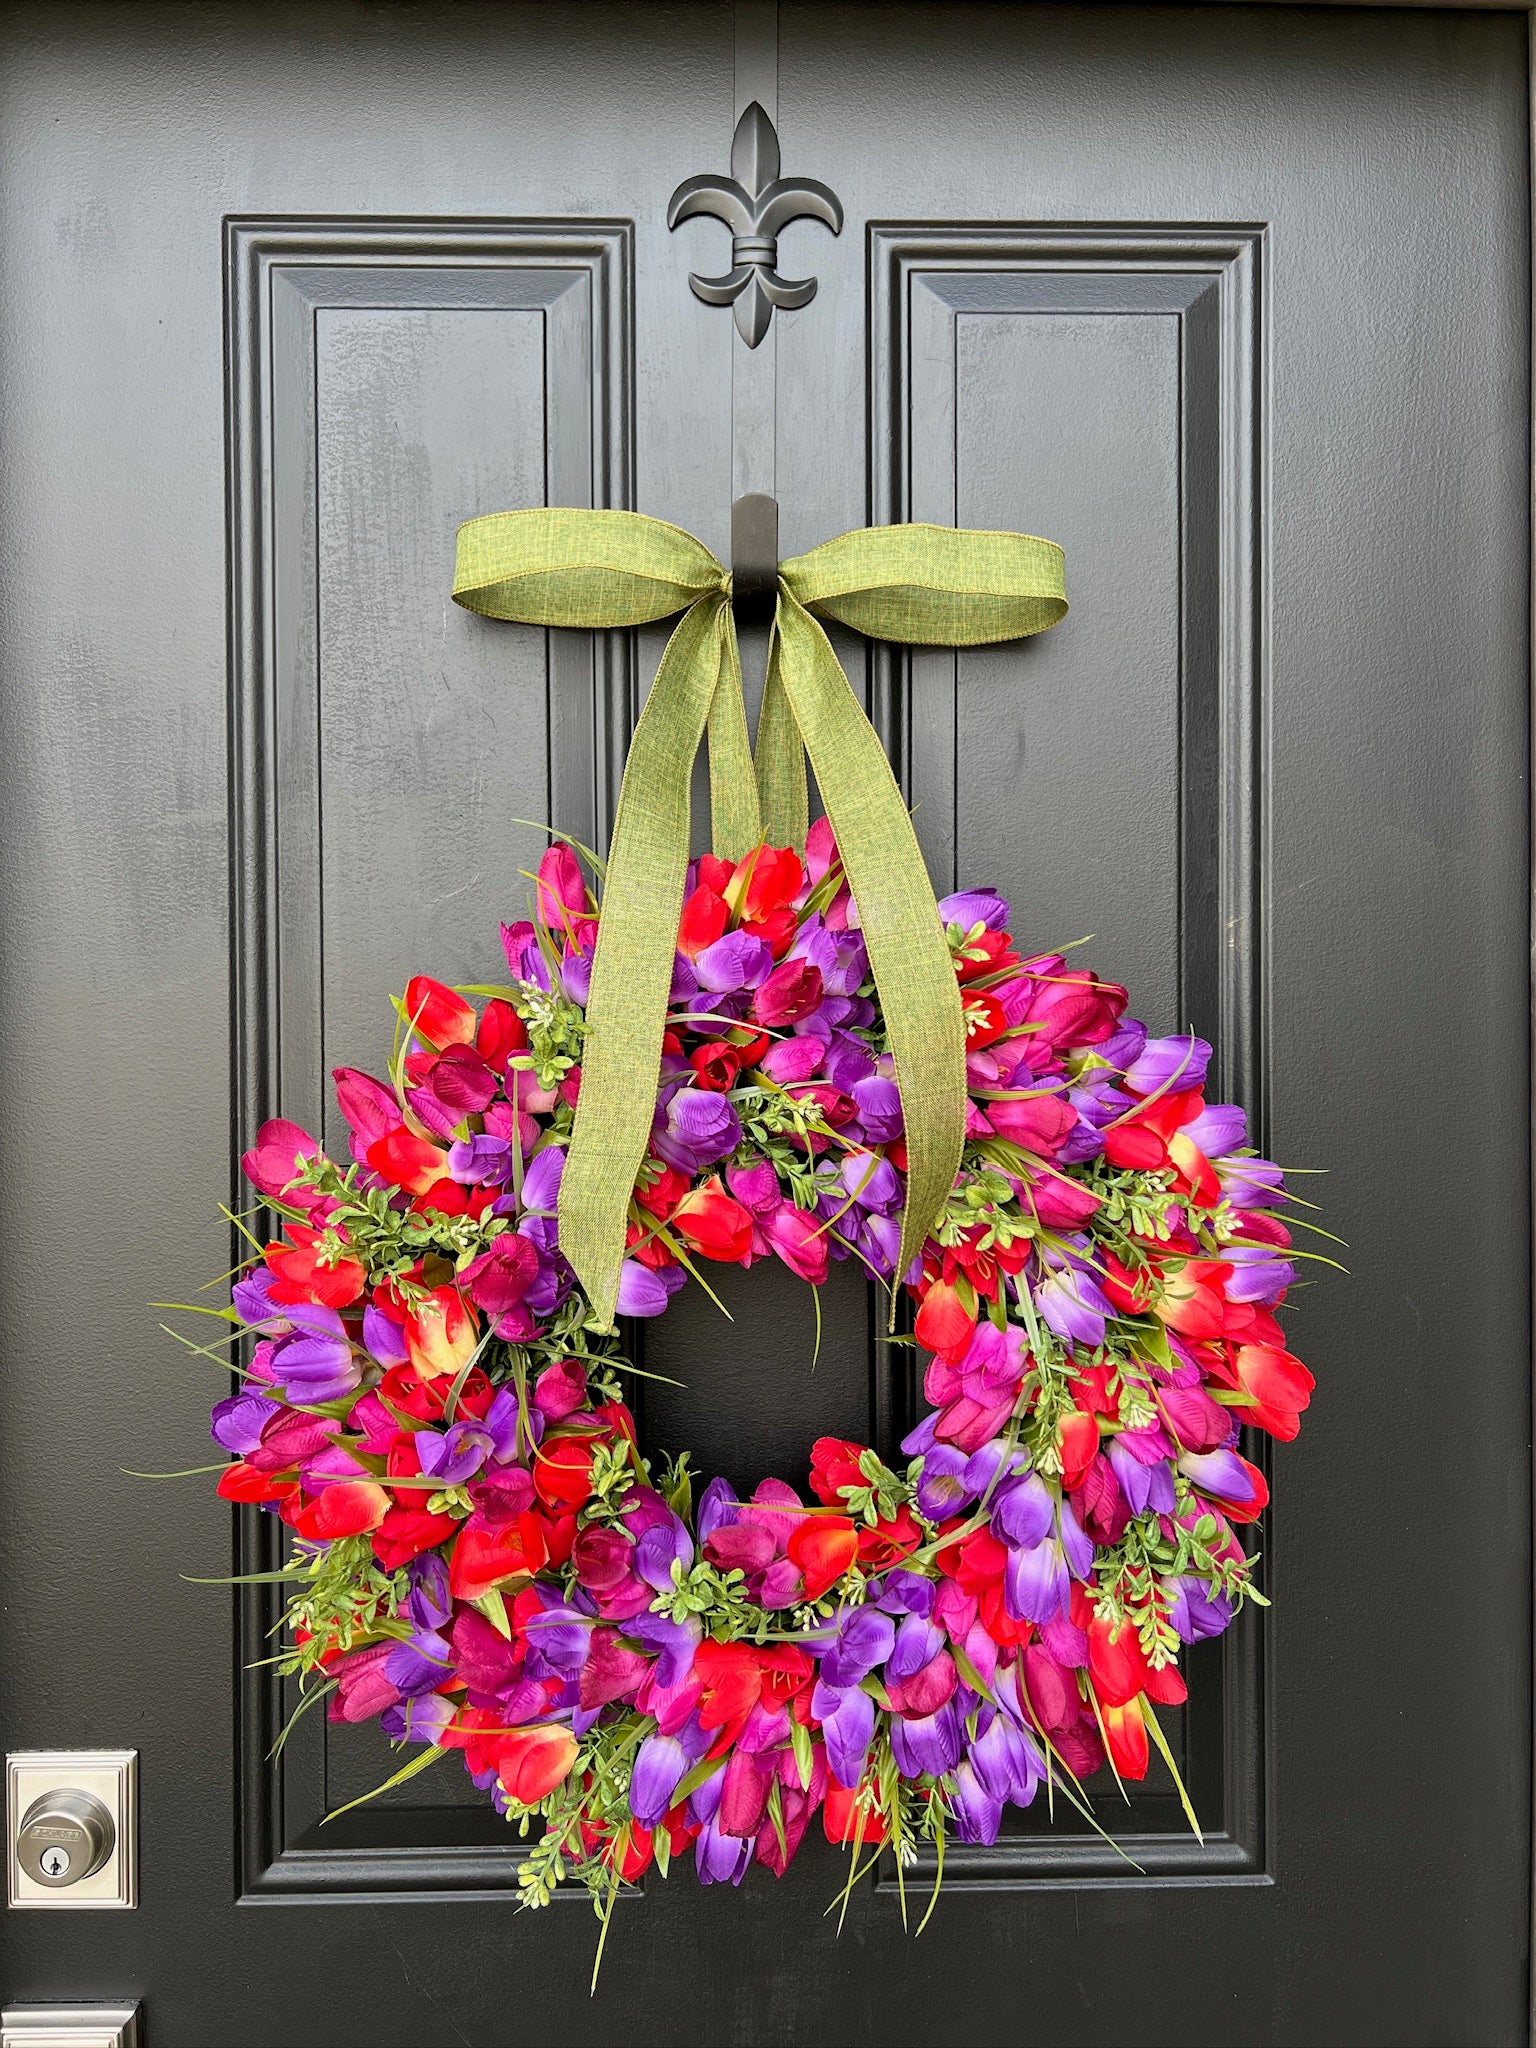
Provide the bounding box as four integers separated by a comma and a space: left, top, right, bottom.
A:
15, 1790, 115, 1888
7, 1752, 136, 1908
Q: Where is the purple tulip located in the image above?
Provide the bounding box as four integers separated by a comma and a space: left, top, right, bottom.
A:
1168, 1575, 1236, 1643
1107, 1436, 1170, 1517
825, 931, 869, 998
820, 1030, 875, 1094
694, 931, 773, 994
615, 1259, 686, 1317
992, 1472, 1056, 1550
937, 888, 1010, 931
834, 1150, 902, 1215
269, 1324, 361, 1403
630, 1734, 691, 1826
948, 1759, 1004, 1844
515, 1144, 564, 1215
888, 1700, 964, 1778
695, 1477, 739, 1544
812, 1680, 876, 1788
821, 1608, 896, 1690
653, 1086, 741, 1173
916, 1444, 976, 1521
380, 1693, 455, 1746
1035, 1260, 1114, 1350
695, 1809, 754, 1885
210, 1391, 282, 1454
1219, 1156, 1287, 1208
1005, 1538, 1071, 1624
230, 1267, 287, 1332
447, 1134, 514, 1187
384, 1627, 454, 1697
1179, 1446, 1258, 1505
560, 947, 594, 1006
1183, 1101, 1247, 1156
1058, 1496, 1094, 1579
626, 1612, 702, 1690
362, 1302, 409, 1367
846, 1074, 903, 1146
1123, 1032, 1211, 1097
867, 1571, 932, 1620
886, 1614, 945, 1686
634, 1517, 693, 1592
406, 1554, 451, 1630
1222, 1244, 1295, 1303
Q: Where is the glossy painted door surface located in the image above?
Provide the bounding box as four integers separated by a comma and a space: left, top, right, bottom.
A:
0, 4, 1528, 2043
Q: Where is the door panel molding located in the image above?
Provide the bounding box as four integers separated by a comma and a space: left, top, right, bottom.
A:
225, 217, 632, 1899
869, 224, 1267, 1883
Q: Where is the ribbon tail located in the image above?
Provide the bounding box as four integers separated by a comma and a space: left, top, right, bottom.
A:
753, 606, 809, 852
559, 595, 732, 1329
706, 612, 762, 861
772, 593, 967, 1318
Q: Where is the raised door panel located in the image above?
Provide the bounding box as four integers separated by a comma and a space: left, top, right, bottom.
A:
227, 219, 635, 1890
866, 227, 1264, 1879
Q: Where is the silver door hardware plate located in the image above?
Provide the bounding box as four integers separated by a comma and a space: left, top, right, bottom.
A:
1, 2007, 140, 2048
6, 1753, 136, 1910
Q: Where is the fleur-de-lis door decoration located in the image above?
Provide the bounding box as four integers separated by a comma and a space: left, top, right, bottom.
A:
668, 101, 843, 347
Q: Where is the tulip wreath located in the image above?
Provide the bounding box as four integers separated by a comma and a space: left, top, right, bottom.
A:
192, 509, 1315, 1959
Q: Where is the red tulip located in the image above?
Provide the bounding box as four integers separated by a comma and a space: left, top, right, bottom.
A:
366, 1126, 447, 1195
678, 884, 730, 958
533, 1437, 596, 1512
669, 1179, 753, 1262
404, 974, 476, 1048
370, 1503, 459, 1570
786, 1515, 858, 1600
448, 1513, 549, 1600
292, 1480, 389, 1541
404, 1286, 477, 1381
808, 1437, 866, 1506
1057, 1408, 1100, 1491
1233, 1343, 1315, 1441
727, 843, 803, 924
914, 1277, 976, 1360
857, 1505, 922, 1568
688, 1040, 743, 1092
823, 1780, 888, 1846
693, 1640, 765, 1736
475, 998, 527, 1071
1100, 1697, 1150, 1779
217, 1461, 297, 1504
1156, 1259, 1232, 1341
495, 1725, 578, 1806
962, 990, 1010, 1049
263, 1227, 365, 1309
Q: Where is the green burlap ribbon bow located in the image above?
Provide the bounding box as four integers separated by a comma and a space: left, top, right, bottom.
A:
452, 509, 1067, 1329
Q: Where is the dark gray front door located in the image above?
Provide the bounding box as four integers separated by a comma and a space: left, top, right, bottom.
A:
1, 5, 1528, 2044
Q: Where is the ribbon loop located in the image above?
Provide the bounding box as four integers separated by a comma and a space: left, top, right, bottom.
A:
454, 507, 726, 627
782, 523, 1066, 644
451, 507, 1067, 1330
